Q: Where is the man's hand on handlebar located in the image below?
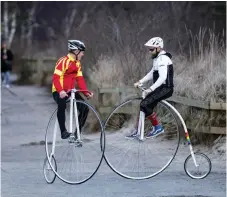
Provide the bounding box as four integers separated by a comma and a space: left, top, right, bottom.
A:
144, 88, 153, 96
60, 90, 68, 98
85, 92, 94, 99
134, 81, 143, 88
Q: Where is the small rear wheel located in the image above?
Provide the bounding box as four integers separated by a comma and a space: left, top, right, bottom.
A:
43, 155, 57, 184
184, 152, 212, 179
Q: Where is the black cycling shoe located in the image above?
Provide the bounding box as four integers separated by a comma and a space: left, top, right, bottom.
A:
61, 130, 71, 139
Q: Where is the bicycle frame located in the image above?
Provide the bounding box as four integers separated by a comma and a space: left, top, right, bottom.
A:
71, 89, 81, 140
138, 91, 146, 141
50, 88, 88, 157
50, 119, 58, 158
162, 100, 198, 167
137, 86, 199, 167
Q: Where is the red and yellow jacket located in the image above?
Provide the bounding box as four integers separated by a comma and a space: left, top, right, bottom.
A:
52, 53, 88, 96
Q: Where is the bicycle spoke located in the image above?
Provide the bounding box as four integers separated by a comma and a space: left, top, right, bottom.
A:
104, 98, 180, 179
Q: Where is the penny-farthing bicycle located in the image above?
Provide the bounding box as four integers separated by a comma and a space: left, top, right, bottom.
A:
43, 89, 105, 184
103, 85, 211, 180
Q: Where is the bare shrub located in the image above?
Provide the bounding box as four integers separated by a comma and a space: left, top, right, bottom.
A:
174, 28, 226, 102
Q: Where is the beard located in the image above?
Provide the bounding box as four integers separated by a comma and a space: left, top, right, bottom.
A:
151, 48, 160, 59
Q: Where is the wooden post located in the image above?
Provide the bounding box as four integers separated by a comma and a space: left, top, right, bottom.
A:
37, 59, 43, 85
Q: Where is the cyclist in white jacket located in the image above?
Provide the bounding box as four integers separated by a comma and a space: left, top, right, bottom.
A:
126, 37, 174, 138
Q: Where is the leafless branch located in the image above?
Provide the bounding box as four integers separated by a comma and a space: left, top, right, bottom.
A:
64, 9, 77, 38
27, 2, 38, 47
78, 12, 88, 30
8, 11, 16, 48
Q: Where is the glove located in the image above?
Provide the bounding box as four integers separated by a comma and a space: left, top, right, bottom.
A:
59, 90, 68, 99
144, 88, 152, 96
134, 81, 143, 88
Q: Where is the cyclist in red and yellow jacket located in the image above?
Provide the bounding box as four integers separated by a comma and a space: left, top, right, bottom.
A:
52, 40, 93, 139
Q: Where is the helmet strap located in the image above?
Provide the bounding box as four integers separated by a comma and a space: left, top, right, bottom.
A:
70, 50, 81, 61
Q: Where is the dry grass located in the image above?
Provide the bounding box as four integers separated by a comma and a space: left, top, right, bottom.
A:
174, 28, 226, 102
89, 54, 125, 88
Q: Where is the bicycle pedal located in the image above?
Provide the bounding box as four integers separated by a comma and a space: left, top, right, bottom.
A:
68, 135, 75, 143
137, 138, 146, 142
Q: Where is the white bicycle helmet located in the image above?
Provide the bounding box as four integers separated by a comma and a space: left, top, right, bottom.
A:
144, 37, 164, 48
68, 40, 86, 51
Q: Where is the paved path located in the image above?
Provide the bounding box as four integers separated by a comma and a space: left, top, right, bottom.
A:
1, 83, 226, 197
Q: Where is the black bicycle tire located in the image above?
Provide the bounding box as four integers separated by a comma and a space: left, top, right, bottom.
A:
43, 155, 57, 184
184, 152, 212, 179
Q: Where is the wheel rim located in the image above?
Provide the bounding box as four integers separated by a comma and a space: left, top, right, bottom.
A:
104, 98, 180, 179
43, 155, 57, 184
45, 100, 105, 184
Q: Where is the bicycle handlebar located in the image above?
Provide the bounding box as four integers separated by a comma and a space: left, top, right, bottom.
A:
69, 88, 92, 95
137, 84, 146, 92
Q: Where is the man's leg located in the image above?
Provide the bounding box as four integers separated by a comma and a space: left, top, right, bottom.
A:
1, 72, 6, 85
140, 86, 173, 138
5, 71, 10, 88
53, 91, 71, 139
125, 111, 141, 139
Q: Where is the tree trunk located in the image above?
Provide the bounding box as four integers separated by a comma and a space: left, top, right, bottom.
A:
27, 2, 37, 47
8, 11, 17, 48
3, 2, 9, 42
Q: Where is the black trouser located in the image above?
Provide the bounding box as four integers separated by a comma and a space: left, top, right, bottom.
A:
140, 86, 174, 117
53, 91, 89, 134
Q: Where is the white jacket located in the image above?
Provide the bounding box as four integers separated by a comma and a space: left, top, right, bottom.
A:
139, 50, 173, 91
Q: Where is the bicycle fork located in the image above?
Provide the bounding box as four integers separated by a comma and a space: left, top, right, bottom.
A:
164, 101, 199, 168
69, 92, 74, 135
137, 91, 146, 141
50, 118, 58, 157
138, 111, 145, 141
69, 91, 81, 141
73, 98, 81, 141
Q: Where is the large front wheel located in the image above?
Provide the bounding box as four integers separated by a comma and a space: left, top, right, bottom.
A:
103, 98, 180, 180
45, 100, 105, 184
